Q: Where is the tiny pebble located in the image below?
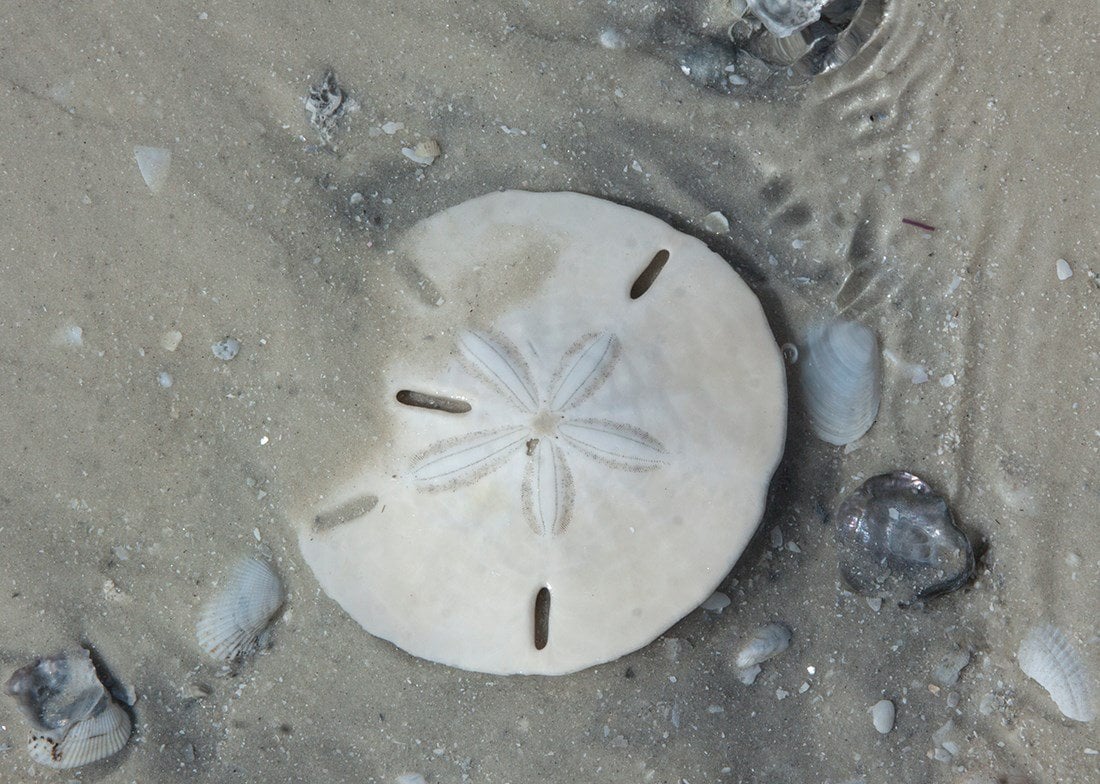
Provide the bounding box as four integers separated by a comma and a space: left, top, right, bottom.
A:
212, 337, 241, 361
700, 591, 731, 613
381, 121, 404, 135
775, 688, 789, 700
939, 373, 955, 388
1056, 258, 1073, 280
60, 324, 84, 346
872, 699, 895, 734
158, 371, 173, 388
703, 211, 730, 234
865, 597, 882, 612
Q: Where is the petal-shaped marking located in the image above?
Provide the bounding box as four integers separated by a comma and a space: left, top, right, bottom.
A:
459, 330, 539, 412
521, 439, 575, 536
409, 425, 527, 490
559, 417, 667, 471
547, 332, 621, 411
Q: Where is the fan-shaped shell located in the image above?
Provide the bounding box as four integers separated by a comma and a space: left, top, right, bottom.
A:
196, 556, 285, 661
28, 700, 131, 770
1017, 624, 1096, 722
735, 622, 792, 669
800, 320, 881, 445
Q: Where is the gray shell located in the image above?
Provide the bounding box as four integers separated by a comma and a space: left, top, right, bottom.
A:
800, 320, 881, 446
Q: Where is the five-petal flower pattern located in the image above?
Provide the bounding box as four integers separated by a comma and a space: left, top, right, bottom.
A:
407, 330, 668, 536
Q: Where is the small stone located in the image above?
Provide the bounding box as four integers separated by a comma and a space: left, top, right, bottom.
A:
703, 211, 730, 234
939, 373, 956, 388
1056, 258, 1073, 280
212, 337, 241, 361
700, 591, 731, 613
871, 699, 895, 734
865, 597, 883, 612
157, 371, 173, 388
381, 121, 404, 135
775, 687, 789, 700
933, 648, 971, 687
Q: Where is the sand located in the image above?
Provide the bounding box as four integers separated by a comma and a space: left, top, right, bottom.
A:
0, 1, 1097, 782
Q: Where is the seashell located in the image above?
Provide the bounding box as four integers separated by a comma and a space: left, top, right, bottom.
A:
1017, 624, 1096, 722
835, 471, 974, 604
28, 700, 131, 770
196, 556, 285, 661
800, 319, 881, 445
5, 647, 132, 769
746, 0, 828, 38
735, 622, 792, 669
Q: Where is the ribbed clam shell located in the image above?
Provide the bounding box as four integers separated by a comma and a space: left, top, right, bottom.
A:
27, 700, 131, 769
800, 320, 881, 445
196, 556, 285, 661
1018, 624, 1096, 722
735, 622, 792, 669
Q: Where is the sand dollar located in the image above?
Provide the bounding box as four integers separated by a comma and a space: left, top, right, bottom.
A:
298, 191, 786, 674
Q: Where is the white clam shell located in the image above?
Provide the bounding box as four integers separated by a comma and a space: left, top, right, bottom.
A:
800, 320, 881, 445
196, 556, 285, 661
735, 622, 792, 669
1017, 624, 1096, 722
27, 700, 131, 770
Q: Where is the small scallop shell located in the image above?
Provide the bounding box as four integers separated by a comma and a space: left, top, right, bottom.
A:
735, 622, 792, 669
1017, 624, 1096, 722
800, 320, 881, 445
28, 700, 132, 770
196, 556, 285, 661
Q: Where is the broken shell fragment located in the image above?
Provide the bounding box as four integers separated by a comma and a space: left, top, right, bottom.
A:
835, 471, 975, 604
800, 319, 881, 445
133, 145, 171, 193
1017, 624, 1096, 722
735, 622, 792, 669
196, 556, 285, 661
5, 647, 132, 769
401, 138, 441, 166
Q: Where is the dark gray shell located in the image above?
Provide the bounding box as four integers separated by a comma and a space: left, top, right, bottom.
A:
835, 471, 974, 604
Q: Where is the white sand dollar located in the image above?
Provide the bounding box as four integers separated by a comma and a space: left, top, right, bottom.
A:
298, 191, 786, 674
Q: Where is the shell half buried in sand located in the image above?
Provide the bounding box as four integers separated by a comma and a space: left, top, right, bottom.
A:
196, 556, 286, 662
5, 647, 132, 770
1017, 624, 1096, 723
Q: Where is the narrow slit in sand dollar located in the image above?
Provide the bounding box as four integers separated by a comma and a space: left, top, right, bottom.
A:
396, 389, 472, 414
630, 249, 670, 299
534, 587, 551, 650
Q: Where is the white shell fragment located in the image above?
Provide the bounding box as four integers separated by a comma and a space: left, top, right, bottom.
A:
5, 647, 132, 770
746, 0, 828, 38
871, 699, 895, 734
196, 557, 285, 661
1055, 258, 1073, 281
1017, 624, 1096, 722
298, 191, 787, 675
133, 145, 171, 193
735, 622, 793, 669
801, 319, 881, 445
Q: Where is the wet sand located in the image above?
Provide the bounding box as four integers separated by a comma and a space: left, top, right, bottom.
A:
0, 1, 1097, 782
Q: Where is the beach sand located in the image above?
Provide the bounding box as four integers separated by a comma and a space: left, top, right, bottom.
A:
0, 1, 1097, 782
